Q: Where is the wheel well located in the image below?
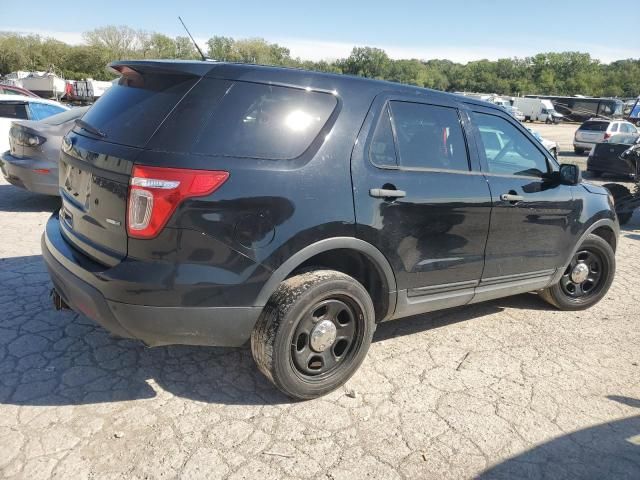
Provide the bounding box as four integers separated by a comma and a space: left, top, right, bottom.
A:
293, 249, 390, 322
591, 226, 617, 252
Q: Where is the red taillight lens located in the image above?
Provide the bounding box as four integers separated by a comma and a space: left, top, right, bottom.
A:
127, 165, 229, 239
603, 133, 612, 141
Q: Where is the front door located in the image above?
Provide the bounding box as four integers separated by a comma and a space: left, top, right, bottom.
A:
468, 108, 576, 289
351, 95, 492, 318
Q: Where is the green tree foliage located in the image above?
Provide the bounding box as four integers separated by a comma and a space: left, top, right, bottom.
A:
0, 28, 639, 97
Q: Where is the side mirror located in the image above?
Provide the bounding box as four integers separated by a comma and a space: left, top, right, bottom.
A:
559, 163, 581, 185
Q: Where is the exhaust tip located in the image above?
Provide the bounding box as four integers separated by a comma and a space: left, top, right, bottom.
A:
50, 288, 70, 311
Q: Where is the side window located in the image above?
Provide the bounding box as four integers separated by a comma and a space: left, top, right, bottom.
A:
389, 101, 469, 171
369, 106, 397, 166
0, 103, 28, 120
611, 123, 619, 133
29, 103, 66, 121
472, 112, 549, 177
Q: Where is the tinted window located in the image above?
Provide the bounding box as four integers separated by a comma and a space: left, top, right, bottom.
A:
152, 79, 337, 160
29, 103, 66, 121
0, 103, 28, 120
389, 101, 469, 171
369, 106, 397, 166
77, 71, 199, 147
473, 112, 548, 177
580, 121, 609, 132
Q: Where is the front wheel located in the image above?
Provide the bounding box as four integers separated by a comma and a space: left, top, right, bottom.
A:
251, 270, 375, 400
539, 234, 615, 310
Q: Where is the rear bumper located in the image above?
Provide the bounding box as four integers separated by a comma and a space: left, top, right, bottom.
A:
0, 151, 59, 196
42, 214, 262, 347
573, 140, 596, 150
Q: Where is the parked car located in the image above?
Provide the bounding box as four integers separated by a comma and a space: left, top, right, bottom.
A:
0, 94, 69, 154
501, 105, 525, 122
526, 127, 559, 158
513, 97, 563, 124
573, 119, 638, 155
43, 60, 619, 400
587, 133, 640, 178
0, 84, 39, 97
0, 106, 88, 195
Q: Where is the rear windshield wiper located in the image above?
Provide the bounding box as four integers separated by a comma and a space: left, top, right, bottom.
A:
75, 119, 107, 138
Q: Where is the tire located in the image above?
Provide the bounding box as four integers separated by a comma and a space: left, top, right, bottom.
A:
539, 234, 615, 311
251, 270, 375, 400
603, 183, 633, 225
574, 147, 584, 155
588, 170, 602, 178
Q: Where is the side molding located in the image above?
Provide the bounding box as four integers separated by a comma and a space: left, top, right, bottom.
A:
255, 237, 397, 314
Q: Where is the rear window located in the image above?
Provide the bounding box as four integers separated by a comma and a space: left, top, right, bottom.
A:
579, 121, 609, 132
149, 79, 338, 160
75, 71, 199, 147
0, 102, 28, 120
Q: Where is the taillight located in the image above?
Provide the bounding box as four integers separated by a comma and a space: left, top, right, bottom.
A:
603, 133, 612, 141
127, 165, 229, 239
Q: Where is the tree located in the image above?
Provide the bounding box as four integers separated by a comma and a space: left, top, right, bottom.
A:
339, 47, 390, 79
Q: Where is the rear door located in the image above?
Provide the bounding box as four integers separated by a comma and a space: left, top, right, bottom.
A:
351, 93, 492, 314
58, 67, 203, 266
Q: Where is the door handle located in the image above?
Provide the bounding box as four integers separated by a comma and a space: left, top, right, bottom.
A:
369, 188, 407, 199
500, 193, 524, 203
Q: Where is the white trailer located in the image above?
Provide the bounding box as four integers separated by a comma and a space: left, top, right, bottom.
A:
512, 97, 563, 123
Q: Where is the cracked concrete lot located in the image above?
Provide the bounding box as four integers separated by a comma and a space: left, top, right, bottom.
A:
0, 170, 639, 479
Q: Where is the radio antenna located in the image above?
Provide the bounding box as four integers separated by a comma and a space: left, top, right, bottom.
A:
178, 16, 208, 61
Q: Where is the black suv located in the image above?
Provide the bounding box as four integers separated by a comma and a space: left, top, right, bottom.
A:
43, 61, 619, 399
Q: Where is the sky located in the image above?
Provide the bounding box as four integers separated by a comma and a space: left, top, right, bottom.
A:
2, 0, 637, 63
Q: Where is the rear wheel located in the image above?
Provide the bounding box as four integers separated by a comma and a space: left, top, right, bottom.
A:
539, 234, 615, 310
603, 183, 633, 225
574, 147, 585, 155
588, 170, 602, 178
251, 270, 375, 400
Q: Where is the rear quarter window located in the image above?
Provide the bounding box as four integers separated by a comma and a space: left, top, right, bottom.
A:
150, 79, 338, 160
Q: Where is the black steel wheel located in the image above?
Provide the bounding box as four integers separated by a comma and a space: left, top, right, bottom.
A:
251, 270, 375, 400
539, 234, 615, 310
559, 249, 604, 299
291, 297, 362, 378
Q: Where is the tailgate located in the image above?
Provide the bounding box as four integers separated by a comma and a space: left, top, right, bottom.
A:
59, 133, 138, 266
56, 63, 206, 266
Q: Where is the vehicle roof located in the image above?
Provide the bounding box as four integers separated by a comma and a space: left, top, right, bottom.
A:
110, 59, 503, 112
0, 94, 69, 108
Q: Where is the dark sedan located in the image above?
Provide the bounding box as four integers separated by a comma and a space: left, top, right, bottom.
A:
0, 106, 88, 195
587, 133, 640, 178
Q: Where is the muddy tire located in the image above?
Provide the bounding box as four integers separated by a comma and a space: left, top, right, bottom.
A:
251, 270, 375, 400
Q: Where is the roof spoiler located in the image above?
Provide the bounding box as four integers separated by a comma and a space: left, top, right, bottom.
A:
108, 60, 216, 78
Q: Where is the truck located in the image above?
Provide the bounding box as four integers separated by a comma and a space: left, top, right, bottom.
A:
512, 97, 563, 124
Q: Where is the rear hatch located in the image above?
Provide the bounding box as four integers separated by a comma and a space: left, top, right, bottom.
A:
58, 64, 205, 266
576, 121, 609, 143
